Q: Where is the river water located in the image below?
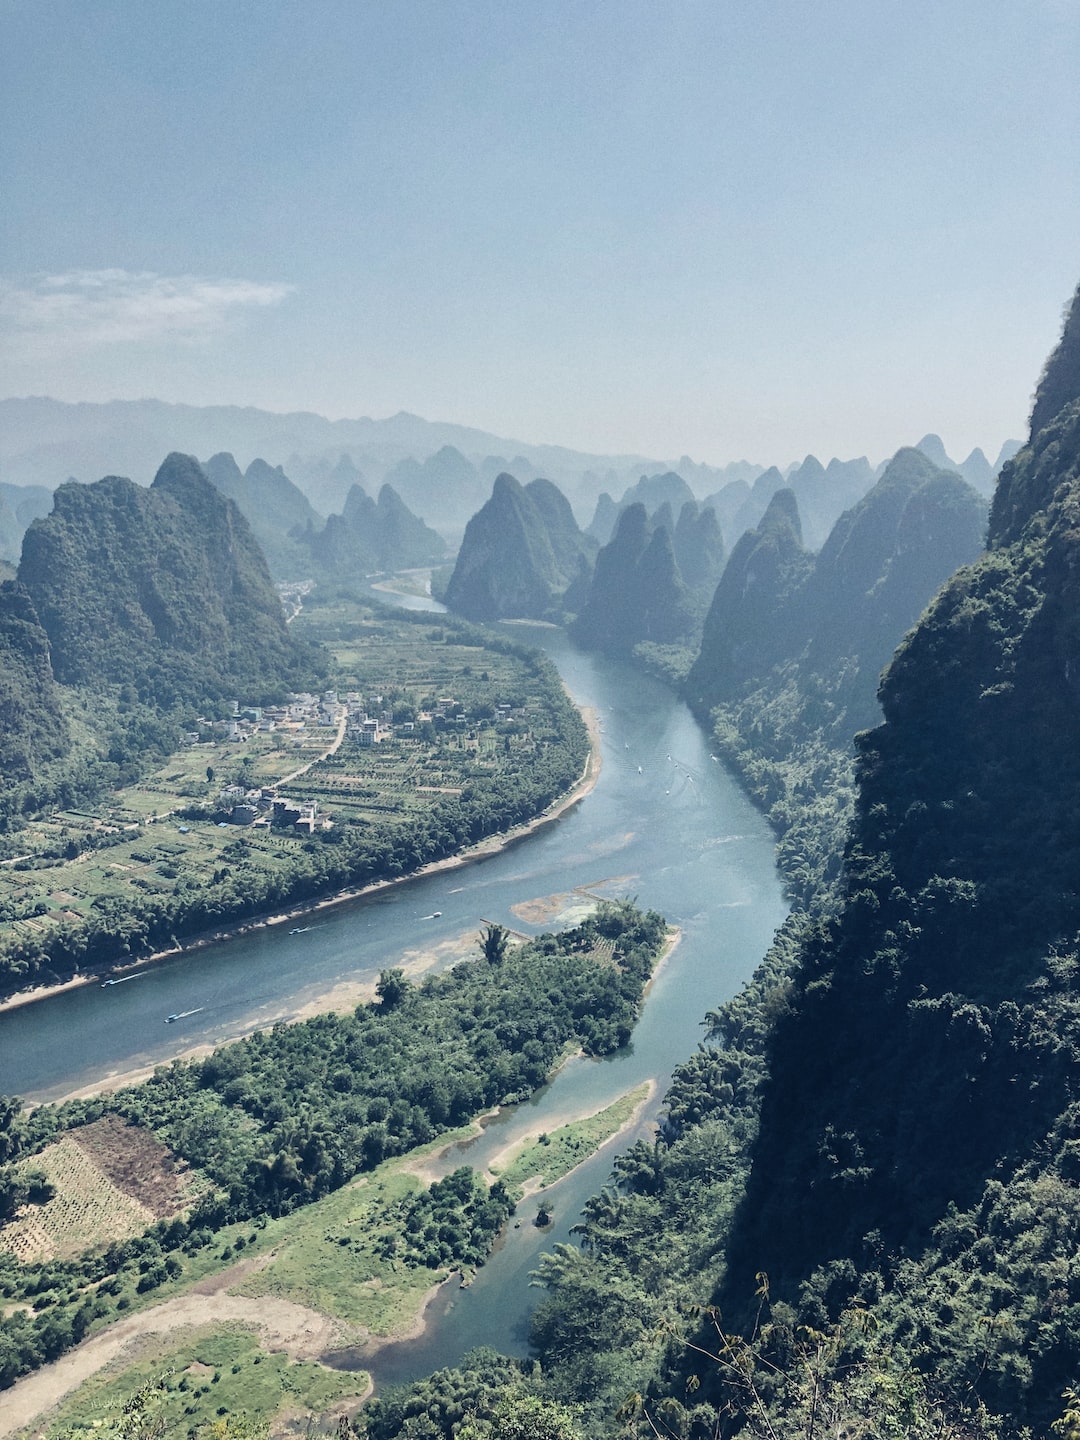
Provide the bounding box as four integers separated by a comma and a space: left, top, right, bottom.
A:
0, 616, 787, 1384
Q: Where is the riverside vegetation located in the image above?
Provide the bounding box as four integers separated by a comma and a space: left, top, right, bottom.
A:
0, 578, 589, 1001
0, 901, 668, 1399
7, 288, 1080, 1437
341, 286, 1080, 1440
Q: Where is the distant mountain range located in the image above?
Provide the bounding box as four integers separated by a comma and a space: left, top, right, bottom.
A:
0, 398, 660, 526
688, 447, 989, 736
0, 397, 1020, 543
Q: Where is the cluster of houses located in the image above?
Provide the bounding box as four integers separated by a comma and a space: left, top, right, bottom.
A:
194, 692, 348, 746
198, 688, 531, 831
193, 688, 512, 749
218, 785, 323, 833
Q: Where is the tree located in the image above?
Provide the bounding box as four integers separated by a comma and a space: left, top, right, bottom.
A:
479, 923, 510, 966
457, 1392, 582, 1440
376, 968, 408, 1008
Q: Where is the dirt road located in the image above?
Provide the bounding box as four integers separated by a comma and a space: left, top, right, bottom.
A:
0, 1255, 366, 1438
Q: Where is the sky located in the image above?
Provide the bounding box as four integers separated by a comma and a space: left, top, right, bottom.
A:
1, 0, 1078, 468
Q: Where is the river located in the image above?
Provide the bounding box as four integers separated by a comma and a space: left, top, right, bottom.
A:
0, 616, 787, 1384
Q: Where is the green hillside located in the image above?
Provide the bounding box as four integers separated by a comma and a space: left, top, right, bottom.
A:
18, 453, 315, 708
445, 473, 593, 621
0, 581, 68, 781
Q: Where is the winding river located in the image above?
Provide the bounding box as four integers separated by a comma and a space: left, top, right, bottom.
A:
0, 615, 787, 1385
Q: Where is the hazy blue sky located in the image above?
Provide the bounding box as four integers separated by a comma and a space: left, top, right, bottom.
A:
2, 1, 1077, 465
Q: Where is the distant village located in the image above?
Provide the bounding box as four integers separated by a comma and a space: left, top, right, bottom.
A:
194, 688, 528, 834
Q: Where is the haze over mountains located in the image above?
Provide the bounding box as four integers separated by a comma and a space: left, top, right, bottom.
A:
0, 397, 1018, 541
444, 474, 594, 622
0, 305, 1063, 1436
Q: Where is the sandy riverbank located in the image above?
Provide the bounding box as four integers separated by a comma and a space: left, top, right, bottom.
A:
48, 925, 487, 1104
483, 1076, 658, 1187
0, 705, 602, 1024
395, 925, 680, 1192
4, 923, 678, 1429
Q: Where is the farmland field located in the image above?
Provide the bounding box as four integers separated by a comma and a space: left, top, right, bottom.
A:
0, 595, 589, 995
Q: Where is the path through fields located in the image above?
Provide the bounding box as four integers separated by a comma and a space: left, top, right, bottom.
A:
0, 1254, 364, 1438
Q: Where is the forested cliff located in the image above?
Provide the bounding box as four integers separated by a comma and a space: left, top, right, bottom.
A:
444, 473, 593, 621
373, 287, 1080, 1439
696, 280, 1080, 1432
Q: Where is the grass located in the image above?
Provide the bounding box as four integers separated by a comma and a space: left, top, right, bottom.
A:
492, 1085, 651, 1199
233, 1127, 486, 1334
8, 1133, 494, 1438
36, 1323, 363, 1439
236, 1175, 442, 1334
37, 1127, 487, 1341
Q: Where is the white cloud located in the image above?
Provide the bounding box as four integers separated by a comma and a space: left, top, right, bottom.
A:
0, 269, 294, 349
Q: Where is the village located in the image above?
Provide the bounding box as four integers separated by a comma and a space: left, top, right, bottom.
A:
0, 600, 568, 989
201, 686, 534, 833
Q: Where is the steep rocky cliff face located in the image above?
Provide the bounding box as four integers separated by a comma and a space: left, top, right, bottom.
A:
444, 474, 593, 621
673, 500, 725, 593
689, 487, 813, 704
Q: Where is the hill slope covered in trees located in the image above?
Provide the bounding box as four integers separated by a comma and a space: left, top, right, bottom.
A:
445, 474, 594, 621
18, 453, 315, 708
310, 481, 446, 578
702, 280, 1080, 1434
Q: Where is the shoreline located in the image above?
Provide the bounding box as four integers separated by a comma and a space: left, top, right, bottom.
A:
0, 705, 603, 1023
482, 1076, 658, 1188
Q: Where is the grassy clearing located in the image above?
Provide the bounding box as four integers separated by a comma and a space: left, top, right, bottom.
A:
19, 1127, 485, 1339
236, 1175, 442, 1335
234, 1128, 485, 1335
492, 1085, 651, 1199
35, 1322, 362, 1439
